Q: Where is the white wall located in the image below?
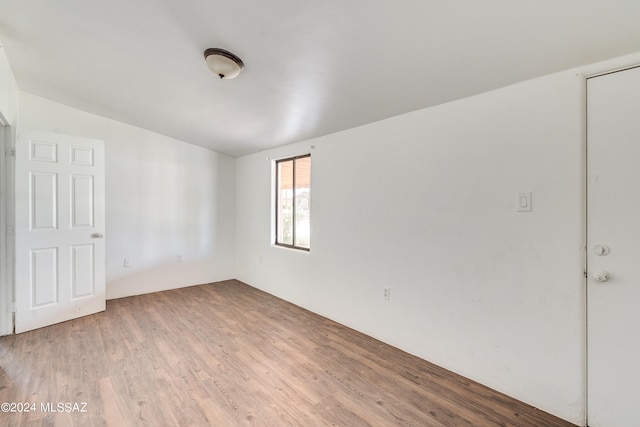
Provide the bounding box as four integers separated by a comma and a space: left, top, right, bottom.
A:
0, 46, 18, 126
236, 69, 589, 423
18, 92, 236, 299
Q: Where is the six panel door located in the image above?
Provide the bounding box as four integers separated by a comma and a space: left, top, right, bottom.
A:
14, 129, 105, 333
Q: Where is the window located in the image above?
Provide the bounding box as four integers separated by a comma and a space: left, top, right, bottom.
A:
275, 154, 311, 250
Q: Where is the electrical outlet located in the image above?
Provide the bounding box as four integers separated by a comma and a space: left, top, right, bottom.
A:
123, 258, 132, 268
517, 192, 532, 212
383, 288, 391, 301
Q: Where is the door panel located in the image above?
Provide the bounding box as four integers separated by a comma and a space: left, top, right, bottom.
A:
71, 244, 95, 298
587, 66, 640, 427
71, 175, 94, 227
30, 247, 58, 307
31, 172, 58, 229
15, 129, 105, 333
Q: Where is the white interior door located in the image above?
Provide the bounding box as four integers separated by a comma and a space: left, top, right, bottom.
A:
15, 129, 105, 333
587, 65, 640, 427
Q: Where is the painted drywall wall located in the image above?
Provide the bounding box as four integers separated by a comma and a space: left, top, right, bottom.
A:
0, 46, 18, 125
18, 92, 236, 299
236, 69, 589, 423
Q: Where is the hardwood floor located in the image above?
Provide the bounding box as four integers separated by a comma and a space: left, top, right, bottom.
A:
0, 280, 576, 426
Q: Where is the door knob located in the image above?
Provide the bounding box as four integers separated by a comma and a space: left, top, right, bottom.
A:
592, 270, 610, 282
92, 233, 104, 238
593, 244, 610, 256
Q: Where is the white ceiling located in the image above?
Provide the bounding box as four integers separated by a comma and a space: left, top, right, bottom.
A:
1, 1, 640, 157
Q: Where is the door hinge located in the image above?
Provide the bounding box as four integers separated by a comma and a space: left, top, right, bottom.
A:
4, 147, 15, 157
584, 269, 588, 278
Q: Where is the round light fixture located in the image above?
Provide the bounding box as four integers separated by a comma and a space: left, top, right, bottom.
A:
204, 48, 245, 80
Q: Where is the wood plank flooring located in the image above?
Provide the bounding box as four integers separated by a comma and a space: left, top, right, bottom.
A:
0, 280, 576, 426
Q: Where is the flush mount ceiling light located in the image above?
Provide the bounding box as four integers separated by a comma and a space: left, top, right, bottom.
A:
204, 48, 245, 79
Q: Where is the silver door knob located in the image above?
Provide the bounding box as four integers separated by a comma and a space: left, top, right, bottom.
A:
592, 270, 610, 282
593, 244, 610, 256
92, 233, 104, 238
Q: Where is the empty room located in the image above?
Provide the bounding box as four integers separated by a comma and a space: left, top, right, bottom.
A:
1, 1, 640, 426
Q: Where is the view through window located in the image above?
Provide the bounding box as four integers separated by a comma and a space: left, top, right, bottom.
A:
275, 155, 311, 250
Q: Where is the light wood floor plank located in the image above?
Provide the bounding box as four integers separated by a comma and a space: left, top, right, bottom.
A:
0, 280, 576, 426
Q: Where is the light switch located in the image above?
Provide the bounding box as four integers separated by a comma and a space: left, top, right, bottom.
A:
517, 192, 532, 212
519, 196, 528, 208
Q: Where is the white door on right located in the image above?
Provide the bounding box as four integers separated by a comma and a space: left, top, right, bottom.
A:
587, 65, 640, 427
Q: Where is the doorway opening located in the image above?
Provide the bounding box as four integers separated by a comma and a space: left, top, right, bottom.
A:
0, 113, 15, 335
